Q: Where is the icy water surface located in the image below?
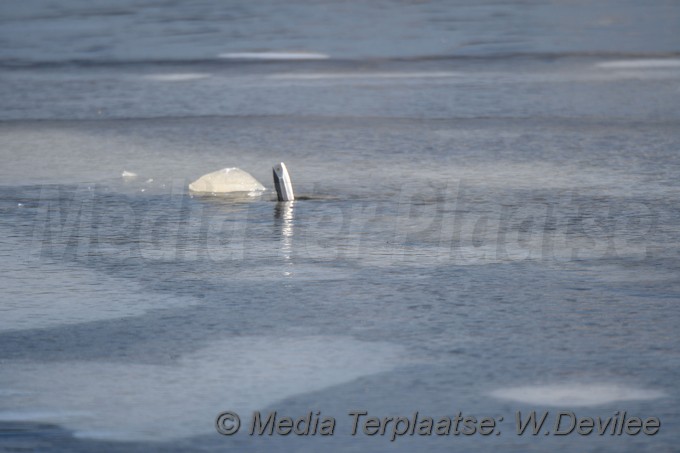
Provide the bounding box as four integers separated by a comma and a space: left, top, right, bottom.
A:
1, 1, 680, 452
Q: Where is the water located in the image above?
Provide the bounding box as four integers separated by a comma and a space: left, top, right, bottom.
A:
1, 1, 679, 452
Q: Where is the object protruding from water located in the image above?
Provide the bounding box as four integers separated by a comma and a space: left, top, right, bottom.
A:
273, 162, 294, 202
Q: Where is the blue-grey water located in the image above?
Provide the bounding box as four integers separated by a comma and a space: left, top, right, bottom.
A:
1, 1, 679, 452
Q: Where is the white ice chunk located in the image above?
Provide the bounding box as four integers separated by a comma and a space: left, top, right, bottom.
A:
188, 167, 265, 193
121, 170, 138, 179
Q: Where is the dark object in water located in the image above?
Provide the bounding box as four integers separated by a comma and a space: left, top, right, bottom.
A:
273, 162, 295, 202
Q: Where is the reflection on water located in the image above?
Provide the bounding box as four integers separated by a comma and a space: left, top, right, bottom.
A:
275, 201, 295, 276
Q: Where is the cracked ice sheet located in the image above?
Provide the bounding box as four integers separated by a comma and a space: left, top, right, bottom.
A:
0, 335, 404, 441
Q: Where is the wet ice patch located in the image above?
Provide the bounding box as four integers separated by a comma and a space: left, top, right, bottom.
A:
0, 389, 28, 397
0, 410, 91, 422
421, 159, 644, 193
0, 267, 198, 333
490, 383, 665, 406
269, 71, 460, 80
0, 235, 197, 333
0, 336, 403, 441
218, 51, 329, 60
143, 73, 210, 82
596, 59, 680, 69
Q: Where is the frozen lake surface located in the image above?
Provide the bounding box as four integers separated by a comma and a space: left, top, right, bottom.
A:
1, 1, 679, 451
